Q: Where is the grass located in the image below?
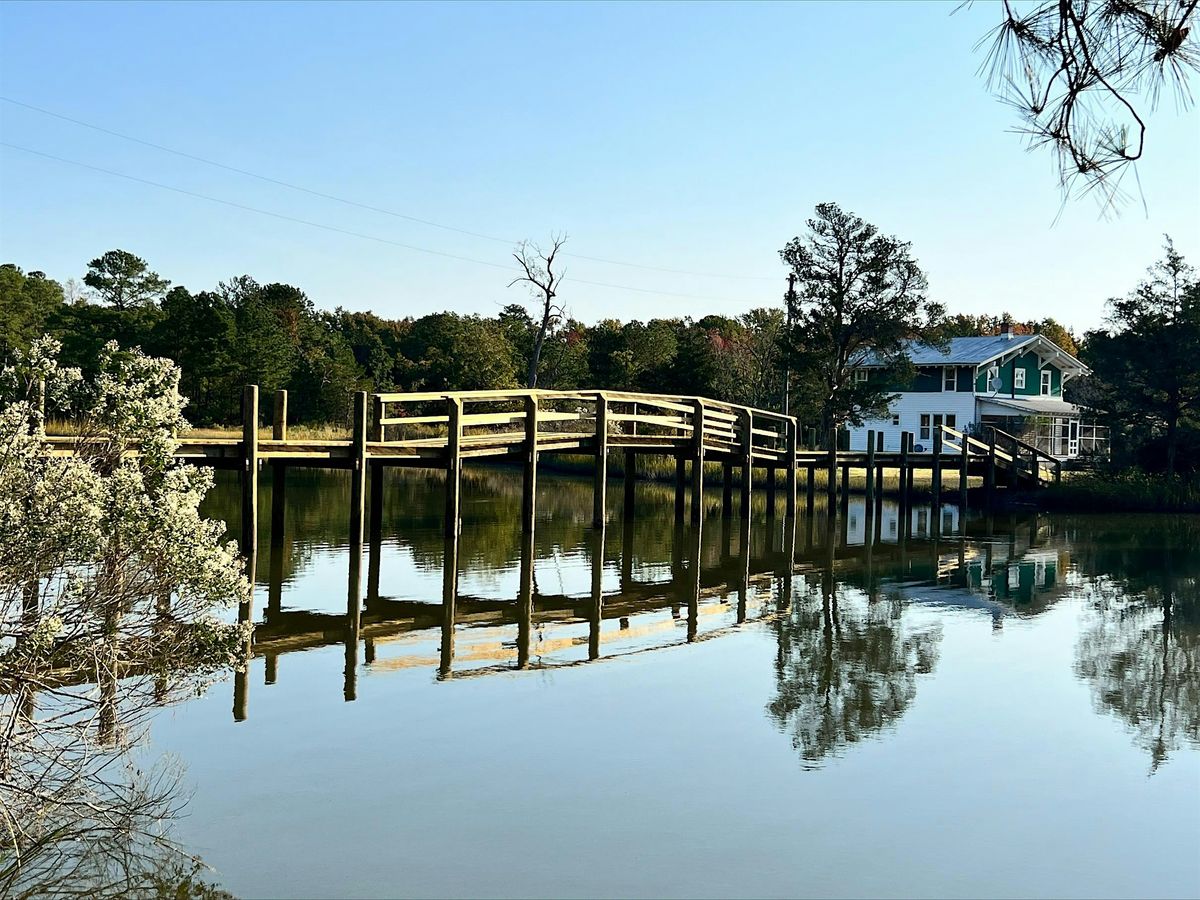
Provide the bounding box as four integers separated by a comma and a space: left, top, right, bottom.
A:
1043, 470, 1200, 513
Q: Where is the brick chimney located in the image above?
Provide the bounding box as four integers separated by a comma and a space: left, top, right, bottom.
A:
1000, 320, 1013, 338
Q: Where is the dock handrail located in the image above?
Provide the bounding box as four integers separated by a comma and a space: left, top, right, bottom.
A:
985, 425, 1062, 485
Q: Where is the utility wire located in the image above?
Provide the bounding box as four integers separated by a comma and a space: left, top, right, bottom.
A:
0, 96, 775, 282
0, 141, 750, 305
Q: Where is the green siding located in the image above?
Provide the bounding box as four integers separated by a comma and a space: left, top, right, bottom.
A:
906, 367, 944, 392
974, 351, 1061, 396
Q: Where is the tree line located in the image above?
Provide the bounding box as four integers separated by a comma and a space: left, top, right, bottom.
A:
2, 202, 1195, 475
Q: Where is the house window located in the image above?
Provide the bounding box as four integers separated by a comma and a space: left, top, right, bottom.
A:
891, 414, 900, 426
985, 365, 999, 391
853, 369, 868, 384
1041, 369, 1053, 395
1014, 368, 1026, 390
920, 413, 956, 443
943, 367, 957, 391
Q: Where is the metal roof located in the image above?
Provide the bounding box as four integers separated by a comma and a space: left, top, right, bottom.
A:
856, 335, 1040, 367
978, 397, 1081, 416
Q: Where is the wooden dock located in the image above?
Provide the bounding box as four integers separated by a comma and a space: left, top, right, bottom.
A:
44, 385, 1064, 555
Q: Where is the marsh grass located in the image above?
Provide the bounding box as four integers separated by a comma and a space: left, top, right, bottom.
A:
1044, 471, 1200, 512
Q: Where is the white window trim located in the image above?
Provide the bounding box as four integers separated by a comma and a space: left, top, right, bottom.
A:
853, 368, 869, 384
1041, 369, 1053, 395
943, 366, 957, 392
1014, 368, 1026, 390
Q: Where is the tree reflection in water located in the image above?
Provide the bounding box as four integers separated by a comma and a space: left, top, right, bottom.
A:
1072, 518, 1200, 773
766, 549, 942, 767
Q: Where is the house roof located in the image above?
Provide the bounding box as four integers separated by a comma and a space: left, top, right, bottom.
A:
978, 397, 1081, 416
856, 334, 1089, 374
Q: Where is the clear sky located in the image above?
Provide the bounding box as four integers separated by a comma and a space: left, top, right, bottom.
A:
1, 0, 1197, 333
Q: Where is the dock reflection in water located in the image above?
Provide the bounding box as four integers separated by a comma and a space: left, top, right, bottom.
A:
210, 467, 1105, 727
178, 467, 1200, 899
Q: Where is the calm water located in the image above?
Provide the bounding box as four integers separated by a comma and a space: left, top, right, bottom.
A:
147, 467, 1200, 898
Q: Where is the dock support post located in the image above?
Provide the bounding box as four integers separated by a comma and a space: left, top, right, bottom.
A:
439, 528, 459, 678
766, 465, 777, 516
865, 429, 876, 506
371, 394, 385, 443
620, 504, 634, 590
517, 393, 538, 670
826, 425, 838, 510
875, 431, 884, 491
687, 518, 703, 642
368, 462, 383, 553
589, 520, 605, 660
785, 419, 798, 519
898, 430, 909, 506
517, 489, 535, 670
690, 400, 706, 526
347, 391, 368, 687
348, 391, 368, 554
241, 385, 259, 556
367, 460, 383, 609
445, 397, 463, 540
959, 430, 970, 510
272, 389, 287, 442
722, 460, 734, 518
623, 449, 636, 519
440, 398, 463, 678
806, 465, 816, 514
593, 394, 608, 527
739, 409, 753, 516
986, 433, 997, 503
932, 428, 943, 510
524, 394, 540, 530
674, 455, 686, 522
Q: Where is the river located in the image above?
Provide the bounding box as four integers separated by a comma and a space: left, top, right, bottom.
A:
137, 466, 1200, 898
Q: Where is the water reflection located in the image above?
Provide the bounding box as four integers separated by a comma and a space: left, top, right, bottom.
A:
1071, 517, 1200, 772
199, 468, 1200, 772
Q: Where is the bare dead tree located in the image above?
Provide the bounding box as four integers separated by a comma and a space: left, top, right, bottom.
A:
509, 236, 567, 388
973, 0, 1198, 209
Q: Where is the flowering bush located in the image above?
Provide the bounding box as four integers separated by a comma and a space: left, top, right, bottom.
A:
0, 337, 251, 897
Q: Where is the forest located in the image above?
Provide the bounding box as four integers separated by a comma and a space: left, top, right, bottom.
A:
2, 204, 1196, 478
0, 249, 1072, 427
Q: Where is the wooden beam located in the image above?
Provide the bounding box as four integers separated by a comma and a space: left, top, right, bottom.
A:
593, 394, 609, 527
623, 448, 636, 519
865, 429, 876, 505
241, 385, 259, 556
444, 397, 463, 540
348, 390, 368, 553
739, 408, 753, 517
272, 389, 287, 442
674, 454, 686, 522
690, 399, 706, 525
931, 427, 943, 509
785, 419, 798, 519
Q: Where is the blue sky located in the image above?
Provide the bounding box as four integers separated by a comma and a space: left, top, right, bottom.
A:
1, 0, 1196, 332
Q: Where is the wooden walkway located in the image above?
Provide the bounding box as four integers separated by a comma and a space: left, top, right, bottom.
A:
45, 385, 1064, 554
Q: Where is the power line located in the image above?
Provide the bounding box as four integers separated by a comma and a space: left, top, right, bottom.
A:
0, 141, 752, 305
0, 95, 776, 282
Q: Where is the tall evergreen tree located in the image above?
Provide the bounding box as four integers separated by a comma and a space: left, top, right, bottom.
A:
779, 202, 943, 443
